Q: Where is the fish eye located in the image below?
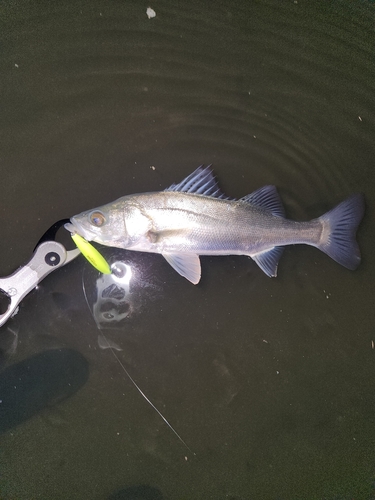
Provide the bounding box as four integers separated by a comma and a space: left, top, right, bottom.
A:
89, 211, 106, 227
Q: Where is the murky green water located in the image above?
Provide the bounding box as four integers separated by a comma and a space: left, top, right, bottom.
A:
1, 1, 374, 499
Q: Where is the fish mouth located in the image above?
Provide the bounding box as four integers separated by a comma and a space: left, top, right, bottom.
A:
64, 217, 95, 241
64, 222, 77, 234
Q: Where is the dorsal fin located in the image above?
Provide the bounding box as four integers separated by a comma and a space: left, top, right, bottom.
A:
241, 185, 285, 217
165, 165, 230, 199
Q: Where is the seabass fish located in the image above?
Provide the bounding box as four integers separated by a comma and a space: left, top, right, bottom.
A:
66, 166, 365, 284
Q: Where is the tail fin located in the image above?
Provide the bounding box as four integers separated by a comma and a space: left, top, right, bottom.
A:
318, 193, 365, 270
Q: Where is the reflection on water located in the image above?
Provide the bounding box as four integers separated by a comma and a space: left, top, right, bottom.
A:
93, 262, 133, 327
0, 326, 18, 370
83, 249, 164, 329
97, 333, 123, 351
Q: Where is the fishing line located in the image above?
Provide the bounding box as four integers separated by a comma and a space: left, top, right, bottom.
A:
101, 331, 194, 455
81, 271, 195, 456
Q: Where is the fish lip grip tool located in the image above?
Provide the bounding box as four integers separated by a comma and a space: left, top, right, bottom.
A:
0, 219, 80, 328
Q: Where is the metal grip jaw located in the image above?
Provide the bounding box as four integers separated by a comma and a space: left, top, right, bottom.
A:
0, 241, 80, 327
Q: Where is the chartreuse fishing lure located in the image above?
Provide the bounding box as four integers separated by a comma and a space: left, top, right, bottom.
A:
71, 233, 111, 274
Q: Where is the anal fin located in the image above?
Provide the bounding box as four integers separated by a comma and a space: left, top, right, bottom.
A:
162, 253, 201, 284
251, 247, 284, 277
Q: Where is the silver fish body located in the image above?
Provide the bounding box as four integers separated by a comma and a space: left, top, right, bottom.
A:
98, 191, 321, 254
67, 166, 365, 284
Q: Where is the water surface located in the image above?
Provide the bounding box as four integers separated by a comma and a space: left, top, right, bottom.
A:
1, 1, 374, 499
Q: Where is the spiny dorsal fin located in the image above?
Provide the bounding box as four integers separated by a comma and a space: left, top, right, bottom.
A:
165, 165, 230, 199
241, 185, 285, 217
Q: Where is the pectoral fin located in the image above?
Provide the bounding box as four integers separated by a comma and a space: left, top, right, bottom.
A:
251, 246, 284, 277
162, 253, 201, 284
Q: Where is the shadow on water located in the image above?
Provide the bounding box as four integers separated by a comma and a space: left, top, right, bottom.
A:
108, 485, 163, 500
0, 348, 89, 433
